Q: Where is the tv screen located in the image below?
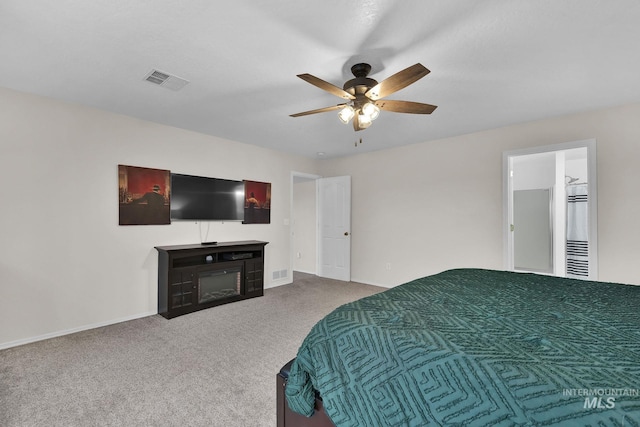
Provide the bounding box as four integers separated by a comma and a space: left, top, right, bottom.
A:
170, 174, 245, 221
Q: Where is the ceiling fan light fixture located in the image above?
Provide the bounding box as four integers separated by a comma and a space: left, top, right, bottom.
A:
338, 105, 355, 124
361, 102, 380, 120
357, 112, 372, 128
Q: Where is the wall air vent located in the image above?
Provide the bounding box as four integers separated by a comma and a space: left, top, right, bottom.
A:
143, 69, 189, 91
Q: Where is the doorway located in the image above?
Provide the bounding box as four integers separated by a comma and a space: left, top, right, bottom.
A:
291, 172, 320, 277
503, 139, 598, 280
290, 172, 352, 281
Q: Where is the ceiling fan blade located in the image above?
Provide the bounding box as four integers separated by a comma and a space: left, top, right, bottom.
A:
374, 100, 437, 114
290, 104, 347, 117
297, 74, 356, 100
365, 63, 430, 100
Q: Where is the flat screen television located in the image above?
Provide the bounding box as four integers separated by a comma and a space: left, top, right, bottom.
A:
170, 173, 245, 221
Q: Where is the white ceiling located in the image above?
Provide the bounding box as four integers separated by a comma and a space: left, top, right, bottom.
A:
2, 0, 640, 159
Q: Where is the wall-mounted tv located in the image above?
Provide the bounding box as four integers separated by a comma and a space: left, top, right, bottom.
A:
170, 173, 245, 221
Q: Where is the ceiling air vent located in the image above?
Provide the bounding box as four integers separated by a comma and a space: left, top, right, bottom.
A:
143, 69, 189, 91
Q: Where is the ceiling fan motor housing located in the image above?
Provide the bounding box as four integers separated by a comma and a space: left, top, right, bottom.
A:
343, 63, 377, 107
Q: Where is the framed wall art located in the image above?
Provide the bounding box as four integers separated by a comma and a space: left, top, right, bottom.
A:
118, 165, 170, 225
243, 180, 271, 224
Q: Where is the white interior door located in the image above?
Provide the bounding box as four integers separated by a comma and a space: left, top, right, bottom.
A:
317, 176, 351, 281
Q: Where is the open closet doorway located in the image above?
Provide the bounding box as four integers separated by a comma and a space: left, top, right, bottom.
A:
503, 139, 598, 280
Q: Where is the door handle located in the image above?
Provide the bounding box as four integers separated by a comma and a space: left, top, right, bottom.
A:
344, 232, 350, 236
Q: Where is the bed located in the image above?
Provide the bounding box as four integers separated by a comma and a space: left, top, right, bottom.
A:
280, 268, 640, 426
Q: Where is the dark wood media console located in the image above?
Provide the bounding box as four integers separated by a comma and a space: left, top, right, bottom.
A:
155, 240, 268, 319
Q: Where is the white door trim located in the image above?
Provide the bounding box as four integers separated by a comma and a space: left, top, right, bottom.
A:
502, 139, 598, 280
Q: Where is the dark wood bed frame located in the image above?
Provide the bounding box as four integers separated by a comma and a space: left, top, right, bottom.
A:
277, 359, 334, 427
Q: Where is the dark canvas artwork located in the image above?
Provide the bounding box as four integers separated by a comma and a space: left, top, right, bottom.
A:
243, 180, 271, 224
118, 165, 170, 225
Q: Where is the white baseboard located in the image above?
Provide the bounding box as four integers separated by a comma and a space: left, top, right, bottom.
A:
0, 310, 157, 350
265, 278, 293, 289
350, 277, 393, 289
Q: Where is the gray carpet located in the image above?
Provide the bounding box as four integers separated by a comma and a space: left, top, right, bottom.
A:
0, 273, 383, 427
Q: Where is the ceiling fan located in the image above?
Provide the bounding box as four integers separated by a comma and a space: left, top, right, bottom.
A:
290, 63, 437, 131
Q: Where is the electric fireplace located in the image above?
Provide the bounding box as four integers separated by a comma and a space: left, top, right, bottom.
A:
198, 266, 242, 303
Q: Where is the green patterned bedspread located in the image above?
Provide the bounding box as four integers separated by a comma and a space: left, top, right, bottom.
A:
285, 269, 640, 426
